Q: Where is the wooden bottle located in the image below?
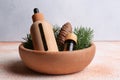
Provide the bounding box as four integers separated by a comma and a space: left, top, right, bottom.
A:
30, 8, 58, 51
64, 33, 77, 51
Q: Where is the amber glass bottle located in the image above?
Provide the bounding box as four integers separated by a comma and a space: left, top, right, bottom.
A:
64, 33, 77, 51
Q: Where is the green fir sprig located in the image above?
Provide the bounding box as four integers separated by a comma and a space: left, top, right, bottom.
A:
74, 26, 94, 50
22, 34, 33, 49
53, 24, 61, 40
22, 25, 94, 50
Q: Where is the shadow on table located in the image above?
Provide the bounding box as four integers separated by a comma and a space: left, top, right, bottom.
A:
5, 60, 57, 76
5, 61, 42, 76
5, 60, 72, 77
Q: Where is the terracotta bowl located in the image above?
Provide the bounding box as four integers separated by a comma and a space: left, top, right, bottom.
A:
19, 43, 96, 74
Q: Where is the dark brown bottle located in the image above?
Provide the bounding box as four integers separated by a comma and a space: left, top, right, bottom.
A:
64, 33, 77, 51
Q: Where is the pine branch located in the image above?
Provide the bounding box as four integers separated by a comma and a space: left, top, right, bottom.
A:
22, 26, 94, 50
74, 26, 94, 49
53, 24, 61, 40
22, 34, 33, 49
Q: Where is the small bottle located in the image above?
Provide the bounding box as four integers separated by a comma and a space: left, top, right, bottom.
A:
30, 8, 58, 51
64, 33, 77, 51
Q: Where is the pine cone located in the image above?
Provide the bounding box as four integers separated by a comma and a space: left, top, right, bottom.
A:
57, 22, 72, 47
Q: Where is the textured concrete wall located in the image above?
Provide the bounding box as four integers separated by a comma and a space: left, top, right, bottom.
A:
0, 0, 120, 41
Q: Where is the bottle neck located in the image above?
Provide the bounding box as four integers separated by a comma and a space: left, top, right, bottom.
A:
32, 13, 44, 22
65, 40, 76, 45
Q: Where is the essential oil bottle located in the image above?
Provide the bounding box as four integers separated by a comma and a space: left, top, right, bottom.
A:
30, 8, 58, 51
64, 33, 77, 51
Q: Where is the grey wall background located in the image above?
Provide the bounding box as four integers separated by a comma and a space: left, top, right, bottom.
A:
0, 0, 120, 41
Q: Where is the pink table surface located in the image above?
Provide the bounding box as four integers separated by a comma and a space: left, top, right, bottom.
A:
0, 42, 120, 80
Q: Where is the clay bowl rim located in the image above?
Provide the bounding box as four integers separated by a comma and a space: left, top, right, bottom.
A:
19, 43, 95, 54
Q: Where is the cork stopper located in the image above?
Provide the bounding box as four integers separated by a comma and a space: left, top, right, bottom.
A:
65, 33, 77, 44
32, 8, 44, 22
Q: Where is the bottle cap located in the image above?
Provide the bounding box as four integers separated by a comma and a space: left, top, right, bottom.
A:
32, 8, 44, 22
34, 8, 39, 13
65, 33, 77, 44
